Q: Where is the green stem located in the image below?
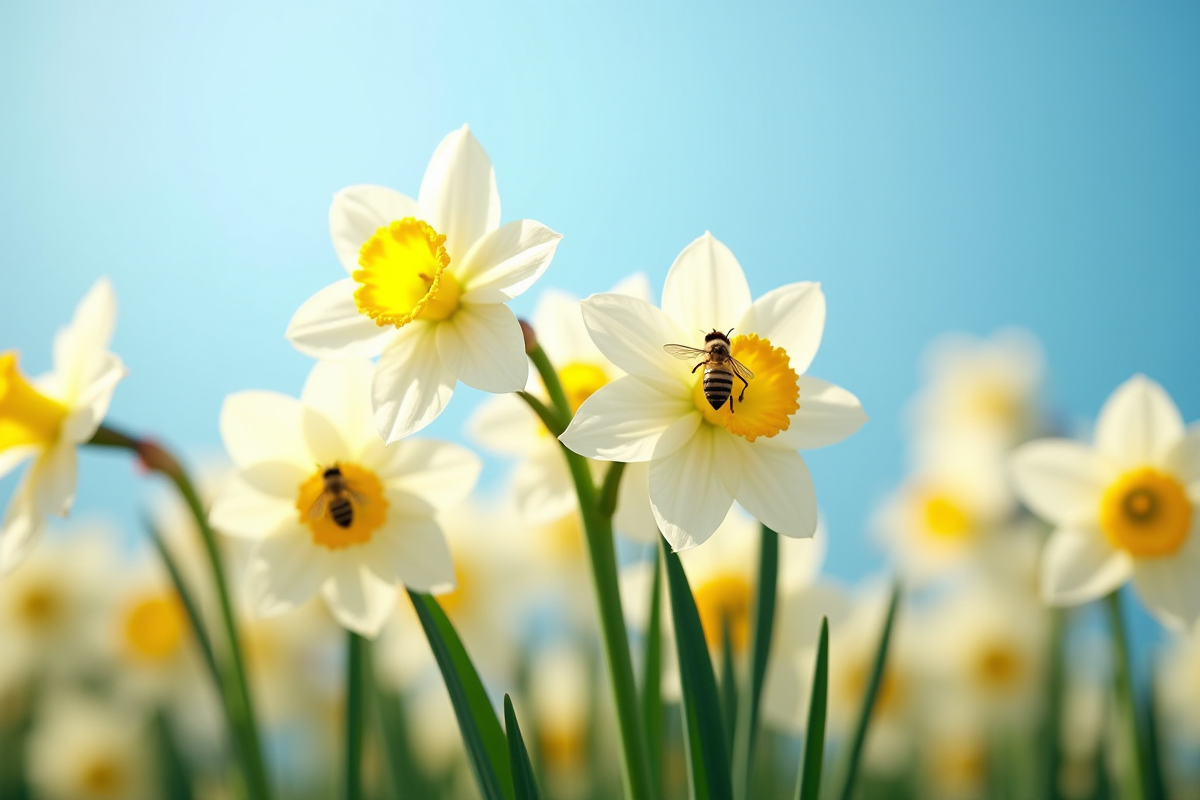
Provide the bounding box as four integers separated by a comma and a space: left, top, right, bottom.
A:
732, 524, 779, 800
345, 631, 366, 800
87, 424, 272, 800
521, 347, 654, 800
1042, 608, 1066, 800
1104, 591, 1147, 800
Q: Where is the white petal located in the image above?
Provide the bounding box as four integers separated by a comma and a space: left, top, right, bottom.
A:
0, 480, 43, 576
322, 560, 399, 638
611, 272, 653, 303
650, 426, 740, 551
613, 460, 660, 544
377, 439, 481, 512
330, 185, 421, 273
1166, 425, 1200, 487
457, 220, 561, 304
372, 323, 457, 443
532, 289, 595, 367
238, 461, 311, 499
514, 447, 576, 524
580, 293, 693, 394
1132, 528, 1200, 631
52, 278, 117, 403
245, 533, 328, 616
62, 352, 126, 444
301, 360, 377, 460
466, 393, 541, 456
366, 518, 456, 593
1095, 375, 1184, 468
731, 441, 818, 539
435, 302, 528, 393
30, 441, 77, 517
0, 446, 37, 482
1040, 526, 1132, 606
661, 232, 752, 335
1010, 440, 1110, 526
558, 376, 696, 462
220, 391, 311, 470
770, 376, 867, 451
418, 125, 500, 265
209, 474, 298, 538
738, 282, 825, 375
286, 279, 396, 359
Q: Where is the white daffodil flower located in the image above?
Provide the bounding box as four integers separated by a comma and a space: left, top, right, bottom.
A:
0, 279, 126, 575
1010, 375, 1200, 630
559, 232, 866, 550
286, 126, 562, 443
209, 359, 481, 638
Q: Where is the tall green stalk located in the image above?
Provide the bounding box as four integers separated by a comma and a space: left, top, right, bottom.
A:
1104, 591, 1147, 800
523, 343, 654, 800
345, 632, 366, 800
87, 425, 271, 800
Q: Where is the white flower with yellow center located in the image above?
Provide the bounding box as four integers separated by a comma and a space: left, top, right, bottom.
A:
559, 232, 867, 550
286, 126, 562, 443
209, 359, 481, 637
1010, 375, 1200, 629
0, 279, 126, 574
469, 275, 657, 542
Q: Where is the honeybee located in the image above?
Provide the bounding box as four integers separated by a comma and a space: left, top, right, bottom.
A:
308, 465, 368, 529
664, 329, 754, 412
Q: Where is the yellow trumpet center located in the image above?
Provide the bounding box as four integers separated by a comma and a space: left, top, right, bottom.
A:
353, 218, 461, 328
920, 492, 975, 540
434, 558, 473, 620
692, 334, 799, 443
123, 594, 187, 661
295, 463, 389, 551
80, 758, 125, 796
693, 574, 752, 653
17, 582, 62, 629
972, 641, 1024, 692
559, 362, 610, 414
1099, 467, 1192, 558
0, 351, 68, 454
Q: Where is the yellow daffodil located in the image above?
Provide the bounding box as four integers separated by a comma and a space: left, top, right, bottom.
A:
286, 126, 561, 443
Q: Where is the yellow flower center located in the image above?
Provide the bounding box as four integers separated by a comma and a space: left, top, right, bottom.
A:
972, 642, 1023, 692
17, 583, 61, 628
693, 574, 752, 653
1099, 467, 1192, 558
969, 382, 1020, 424
295, 463, 389, 550
542, 511, 585, 563
692, 334, 800, 443
0, 352, 67, 454
559, 362, 610, 414
79, 758, 124, 796
920, 492, 975, 540
540, 727, 587, 770
435, 558, 473, 619
123, 594, 186, 661
839, 659, 903, 716
353, 218, 460, 328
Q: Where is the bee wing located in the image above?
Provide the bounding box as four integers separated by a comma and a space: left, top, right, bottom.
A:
728, 356, 755, 381
663, 343, 707, 360
307, 491, 331, 521
347, 488, 370, 506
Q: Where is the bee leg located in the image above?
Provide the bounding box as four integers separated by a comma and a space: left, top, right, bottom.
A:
691, 362, 704, 374
727, 394, 735, 414
735, 373, 749, 402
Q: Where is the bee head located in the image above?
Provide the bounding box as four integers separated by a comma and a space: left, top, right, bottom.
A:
322, 465, 343, 479
704, 329, 731, 344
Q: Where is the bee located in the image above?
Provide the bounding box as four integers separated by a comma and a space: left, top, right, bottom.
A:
308, 465, 368, 529
664, 329, 754, 412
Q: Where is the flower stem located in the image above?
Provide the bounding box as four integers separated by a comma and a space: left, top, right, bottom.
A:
522, 345, 654, 800
87, 424, 272, 800
345, 631, 366, 800
1104, 591, 1147, 800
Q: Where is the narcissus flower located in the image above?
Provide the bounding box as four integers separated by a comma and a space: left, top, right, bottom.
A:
0, 279, 126, 575
559, 232, 866, 549
209, 360, 480, 637
1010, 375, 1200, 629
287, 126, 562, 443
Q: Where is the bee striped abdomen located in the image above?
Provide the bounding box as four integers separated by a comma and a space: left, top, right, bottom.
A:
328, 497, 354, 528
703, 365, 734, 410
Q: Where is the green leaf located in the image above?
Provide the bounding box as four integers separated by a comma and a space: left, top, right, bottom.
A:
154, 710, 196, 800
795, 617, 828, 800
833, 583, 901, 800
642, 549, 664, 796
720, 617, 738, 760
503, 695, 543, 800
345, 632, 367, 800
372, 680, 435, 800
733, 524, 779, 799
663, 544, 733, 800
1042, 608, 1067, 800
408, 591, 515, 800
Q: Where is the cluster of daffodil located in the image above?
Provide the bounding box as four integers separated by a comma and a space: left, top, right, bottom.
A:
1, 126, 1196, 800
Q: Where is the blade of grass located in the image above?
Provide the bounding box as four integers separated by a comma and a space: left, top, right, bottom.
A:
733, 524, 778, 800
503, 695, 543, 800
721, 617, 738, 762
795, 617, 829, 800
642, 549, 664, 797
345, 631, 366, 800
833, 583, 901, 800
408, 590, 514, 800
154, 710, 196, 800
664, 543, 733, 800
1141, 656, 1166, 800
1042, 607, 1066, 800
372, 679, 433, 800
1104, 591, 1146, 800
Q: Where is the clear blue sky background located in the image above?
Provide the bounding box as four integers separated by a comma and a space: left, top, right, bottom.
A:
2, 4, 1197, 596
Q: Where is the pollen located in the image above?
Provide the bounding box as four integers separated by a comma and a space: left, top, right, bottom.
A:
693, 574, 752, 653
295, 462, 389, 551
1099, 467, 1192, 558
692, 334, 800, 442
0, 351, 68, 454
920, 492, 975, 541
353, 218, 460, 328
123, 594, 187, 661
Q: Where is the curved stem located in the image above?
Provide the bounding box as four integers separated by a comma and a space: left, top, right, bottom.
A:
87, 424, 272, 800
1105, 591, 1147, 800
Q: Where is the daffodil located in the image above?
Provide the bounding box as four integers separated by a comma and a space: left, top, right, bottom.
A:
1010, 375, 1200, 629
559, 232, 866, 549
286, 126, 562, 442
208, 359, 481, 637
0, 279, 126, 574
